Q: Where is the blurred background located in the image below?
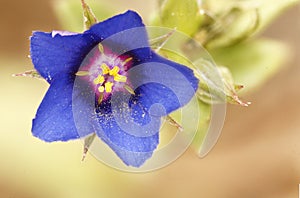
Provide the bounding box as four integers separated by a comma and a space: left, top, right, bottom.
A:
0, 0, 299, 197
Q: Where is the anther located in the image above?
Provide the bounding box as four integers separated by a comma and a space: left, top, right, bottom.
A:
101, 63, 110, 75
114, 74, 127, 82
124, 84, 135, 95
109, 66, 120, 76
76, 71, 89, 76
93, 75, 105, 85
104, 82, 114, 93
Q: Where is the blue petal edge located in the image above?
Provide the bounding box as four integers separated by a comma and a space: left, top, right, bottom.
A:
130, 52, 199, 116
94, 95, 160, 153
30, 32, 96, 83
30, 10, 148, 83
32, 75, 94, 142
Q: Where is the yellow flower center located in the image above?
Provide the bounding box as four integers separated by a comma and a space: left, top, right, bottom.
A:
93, 63, 127, 94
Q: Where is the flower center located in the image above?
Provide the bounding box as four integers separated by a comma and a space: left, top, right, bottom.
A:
76, 44, 134, 104
93, 63, 128, 94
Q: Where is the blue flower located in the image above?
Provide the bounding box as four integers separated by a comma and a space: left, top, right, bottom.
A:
30, 10, 199, 167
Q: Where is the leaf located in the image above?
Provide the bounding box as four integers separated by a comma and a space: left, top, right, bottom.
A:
13, 70, 43, 79
191, 100, 216, 158
82, 133, 96, 161
193, 59, 250, 106
151, 0, 204, 36
149, 29, 176, 53
81, 0, 97, 30
191, 100, 211, 150
53, 0, 114, 32
210, 39, 291, 93
218, 66, 250, 106
193, 59, 226, 103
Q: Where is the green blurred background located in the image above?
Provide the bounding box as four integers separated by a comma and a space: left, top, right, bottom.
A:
0, 0, 300, 197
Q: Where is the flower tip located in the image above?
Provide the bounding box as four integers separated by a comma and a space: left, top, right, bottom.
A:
81, 147, 88, 162
81, 0, 98, 29
240, 102, 251, 107
233, 95, 251, 107
81, 133, 96, 162
12, 70, 42, 79
124, 10, 143, 20
166, 116, 183, 132
12, 71, 28, 77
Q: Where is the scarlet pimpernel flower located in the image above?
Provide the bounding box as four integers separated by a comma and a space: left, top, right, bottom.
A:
30, 10, 199, 167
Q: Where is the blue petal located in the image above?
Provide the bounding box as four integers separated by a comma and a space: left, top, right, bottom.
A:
102, 136, 154, 167
95, 119, 157, 167
115, 150, 153, 167
129, 52, 199, 116
115, 150, 154, 167
94, 92, 160, 153
32, 75, 94, 142
87, 10, 151, 60
30, 32, 96, 83
30, 11, 150, 83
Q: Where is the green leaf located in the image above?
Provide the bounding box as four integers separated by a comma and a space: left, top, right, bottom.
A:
151, 0, 204, 36
218, 66, 250, 106
53, 0, 114, 32
210, 39, 291, 93
190, 100, 211, 155
81, 0, 98, 30
149, 29, 176, 52
193, 59, 250, 106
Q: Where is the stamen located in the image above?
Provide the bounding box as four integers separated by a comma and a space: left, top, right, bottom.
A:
104, 82, 114, 93
92, 56, 131, 95
124, 84, 135, 95
93, 75, 105, 85
98, 93, 104, 104
76, 71, 89, 76
123, 57, 133, 64
114, 74, 127, 82
101, 63, 110, 75
109, 66, 120, 76
98, 43, 104, 54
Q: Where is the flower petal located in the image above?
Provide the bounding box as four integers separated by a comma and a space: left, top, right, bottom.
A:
103, 138, 154, 167
30, 31, 96, 83
97, 125, 158, 167
87, 10, 151, 59
30, 11, 150, 83
129, 52, 199, 116
114, 150, 154, 167
32, 75, 94, 142
94, 92, 160, 153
